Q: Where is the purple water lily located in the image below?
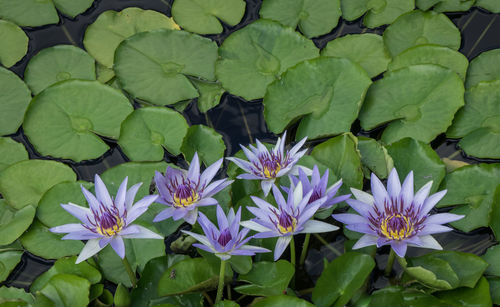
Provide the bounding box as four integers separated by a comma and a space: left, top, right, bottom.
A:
227, 131, 310, 196
241, 183, 339, 261
50, 175, 162, 263
182, 205, 270, 260
332, 169, 464, 258
153, 153, 233, 225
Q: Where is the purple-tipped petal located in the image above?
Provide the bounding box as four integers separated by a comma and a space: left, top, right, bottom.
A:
289, 136, 307, 157
235, 173, 262, 180
424, 213, 464, 225
121, 225, 163, 239
76, 239, 103, 264
195, 197, 218, 207
400, 171, 414, 209
50, 223, 87, 234
216, 205, 229, 231
182, 230, 212, 247
370, 173, 389, 211
300, 220, 338, 233
184, 209, 198, 225
386, 168, 401, 197
352, 234, 378, 249
60, 203, 91, 224
413, 181, 433, 208
99, 237, 112, 248
125, 182, 142, 211
200, 158, 223, 186
127, 195, 158, 224
193, 243, 215, 254
94, 175, 113, 208
115, 177, 128, 214
110, 236, 126, 259
418, 224, 454, 235
332, 213, 368, 225
274, 236, 292, 261
81, 185, 100, 211
250, 196, 274, 212
345, 199, 372, 217
187, 152, 200, 180
391, 241, 408, 258
420, 190, 447, 216
345, 223, 377, 235
227, 157, 255, 174
153, 207, 175, 222
62, 231, 101, 240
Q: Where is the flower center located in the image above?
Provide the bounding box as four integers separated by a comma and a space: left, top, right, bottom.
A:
308, 188, 323, 204
173, 184, 200, 208
380, 214, 414, 240
259, 153, 283, 179
95, 211, 124, 237
217, 228, 232, 246
277, 212, 297, 234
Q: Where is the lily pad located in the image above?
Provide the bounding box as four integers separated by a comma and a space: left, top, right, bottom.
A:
253, 296, 314, 307
359, 64, 464, 144
0, 67, 31, 136
416, 0, 475, 12
119, 107, 189, 161
191, 79, 225, 113
341, 0, 414, 28
476, 0, 500, 12
259, 0, 341, 38
172, 0, 245, 34
0, 287, 34, 305
434, 277, 492, 307
0, 200, 36, 246
482, 245, 500, 277
322, 33, 391, 78
0, 20, 28, 68
465, 49, 500, 89
181, 125, 226, 166
234, 260, 295, 297
386, 138, 446, 192
0, 242, 23, 283
383, 10, 461, 57
387, 44, 469, 81
24, 45, 96, 95
489, 185, 500, 240
0, 159, 76, 210
447, 80, 500, 159
264, 57, 371, 139
23, 80, 133, 162
39, 273, 90, 307
216, 19, 319, 101
83, 7, 179, 68
357, 136, 393, 179
0, 138, 28, 173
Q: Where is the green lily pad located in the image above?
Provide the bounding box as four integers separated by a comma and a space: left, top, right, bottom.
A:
234, 260, 294, 297
357, 136, 393, 179
0, 138, 28, 173
341, 0, 414, 28
24, 45, 96, 95
438, 163, 500, 232
181, 125, 226, 166
20, 220, 84, 259
489, 185, 500, 240
216, 19, 319, 101
0, 200, 35, 246
383, 10, 461, 57
172, 0, 245, 34
39, 273, 90, 307
83, 7, 179, 68
386, 138, 446, 192
259, 0, 341, 38
322, 33, 391, 78
312, 252, 375, 307
119, 107, 189, 161
253, 296, 314, 307
0, 159, 76, 210
476, 0, 500, 12
434, 277, 492, 307
23, 80, 133, 162
359, 64, 464, 144
191, 79, 225, 113
263, 57, 371, 139
488, 277, 500, 305
482, 245, 500, 277
465, 49, 500, 89
0, 287, 34, 305
0, 20, 28, 68
114, 29, 218, 106
0, 242, 23, 283
447, 80, 500, 159
0, 67, 31, 136
37, 181, 93, 228
96, 63, 115, 84
387, 44, 469, 81
416, 0, 475, 12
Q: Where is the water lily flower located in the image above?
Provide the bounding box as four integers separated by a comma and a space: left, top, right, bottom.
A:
182, 205, 270, 260
50, 175, 162, 264
153, 153, 233, 225
241, 183, 339, 261
227, 131, 310, 196
332, 169, 464, 258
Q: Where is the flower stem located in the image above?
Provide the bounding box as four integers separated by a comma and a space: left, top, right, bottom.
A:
299, 233, 311, 266
290, 236, 296, 267
215, 260, 226, 304
313, 233, 342, 256
122, 257, 137, 288
384, 248, 396, 276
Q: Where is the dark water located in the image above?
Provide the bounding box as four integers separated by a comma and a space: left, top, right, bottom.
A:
3, 0, 500, 293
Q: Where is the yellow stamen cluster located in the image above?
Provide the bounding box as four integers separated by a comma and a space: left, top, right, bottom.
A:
380, 214, 414, 240
278, 216, 297, 234
263, 164, 281, 179
173, 191, 200, 208
96, 218, 124, 237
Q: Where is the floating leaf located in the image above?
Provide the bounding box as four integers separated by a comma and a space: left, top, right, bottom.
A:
489, 186, 500, 240
383, 10, 461, 57
341, 0, 414, 28
476, 0, 500, 12
172, 0, 245, 34
39, 274, 90, 307
0, 242, 23, 283
191, 79, 225, 113
0, 200, 35, 246
83, 7, 179, 68
216, 19, 319, 101
0, 67, 31, 136
264, 57, 371, 139
119, 107, 189, 161
322, 33, 391, 78
434, 277, 492, 307
416, 0, 475, 12
234, 260, 294, 297
24, 45, 96, 95
387, 44, 468, 80
0, 286, 34, 305
0, 138, 28, 173
0, 20, 28, 68
0, 159, 76, 210
357, 136, 393, 179
359, 65, 464, 144
181, 125, 226, 166
115, 29, 218, 106
482, 245, 500, 277
23, 80, 133, 162
465, 49, 500, 89
259, 0, 341, 38
252, 295, 314, 307
312, 252, 375, 307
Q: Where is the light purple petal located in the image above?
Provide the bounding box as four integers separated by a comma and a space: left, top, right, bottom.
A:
121, 225, 163, 239
240, 220, 271, 233
250, 196, 274, 212
236, 173, 262, 180
125, 182, 142, 211
60, 203, 91, 224
172, 207, 188, 220
193, 243, 215, 254
182, 230, 212, 247
415, 235, 443, 250
390, 241, 408, 258
184, 209, 198, 224
371, 173, 389, 211
202, 178, 232, 198
110, 236, 126, 259
247, 206, 273, 222
94, 175, 113, 208
300, 220, 339, 234
50, 223, 88, 234
254, 231, 280, 239
195, 197, 218, 207
153, 207, 175, 222
412, 181, 433, 208
418, 224, 454, 235
352, 234, 379, 249
345, 199, 373, 217
274, 236, 292, 261
351, 188, 374, 205
115, 177, 128, 215
237, 244, 270, 254
332, 213, 367, 225
81, 185, 100, 211
420, 190, 447, 216
62, 231, 102, 240
261, 179, 275, 196
187, 152, 200, 180
216, 205, 229, 231
76, 239, 103, 264
227, 157, 255, 174
200, 158, 223, 186
99, 237, 112, 248
272, 185, 287, 208
127, 195, 158, 224
400, 171, 414, 209
345, 223, 377, 235
424, 213, 464, 225
386, 168, 401, 198
289, 136, 307, 157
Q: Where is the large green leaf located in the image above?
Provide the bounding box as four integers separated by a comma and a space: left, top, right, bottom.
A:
253, 295, 314, 307
0, 242, 23, 283
0, 138, 28, 173
119, 107, 189, 161
383, 10, 461, 57
39, 274, 90, 307
489, 277, 500, 305
260, 0, 341, 38
465, 49, 500, 89
83, 7, 179, 68
341, 0, 414, 28
0, 20, 28, 68
322, 33, 391, 78
216, 19, 319, 101
191, 79, 225, 113
234, 260, 294, 297
482, 245, 500, 277
357, 136, 393, 179
434, 277, 492, 307
359, 64, 464, 144
181, 125, 226, 166
23, 80, 133, 162
416, 0, 475, 12
0, 67, 31, 136
476, 0, 500, 12
114, 29, 218, 106
489, 185, 500, 240
387, 44, 468, 81
0, 159, 76, 210
172, 0, 245, 34
264, 57, 371, 139
0, 200, 35, 246
312, 252, 375, 307
24, 45, 96, 95
0, 287, 34, 305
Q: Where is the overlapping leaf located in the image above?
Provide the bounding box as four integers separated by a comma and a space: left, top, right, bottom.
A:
0, 67, 31, 136
341, 0, 414, 28
0, 19, 28, 68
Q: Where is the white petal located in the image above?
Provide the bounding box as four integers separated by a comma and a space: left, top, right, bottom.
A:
293, 182, 303, 208
240, 220, 271, 233
300, 220, 339, 234
351, 188, 374, 205
76, 239, 104, 264
352, 234, 378, 249
274, 236, 292, 261
115, 177, 128, 214
416, 235, 443, 250
121, 225, 163, 239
